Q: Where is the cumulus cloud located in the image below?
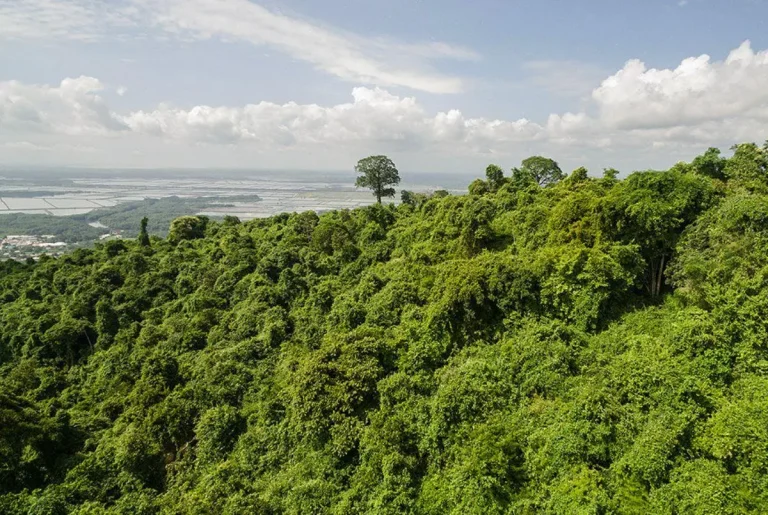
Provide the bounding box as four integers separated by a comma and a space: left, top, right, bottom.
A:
534, 41, 768, 151
123, 87, 541, 151
2, 41, 768, 168
122, 39, 768, 152
0, 76, 128, 135
1, 0, 474, 94
593, 41, 768, 129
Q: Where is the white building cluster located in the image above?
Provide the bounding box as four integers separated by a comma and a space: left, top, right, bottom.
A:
1, 235, 68, 260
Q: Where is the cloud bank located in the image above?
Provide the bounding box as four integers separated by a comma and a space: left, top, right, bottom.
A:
593, 41, 768, 130
2, 39, 768, 170
0, 76, 127, 135
122, 87, 540, 151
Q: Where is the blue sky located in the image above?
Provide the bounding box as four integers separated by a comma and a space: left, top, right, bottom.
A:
1, 0, 768, 175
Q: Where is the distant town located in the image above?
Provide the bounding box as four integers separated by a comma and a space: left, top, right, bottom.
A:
1, 232, 124, 260
1, 234, 69, 260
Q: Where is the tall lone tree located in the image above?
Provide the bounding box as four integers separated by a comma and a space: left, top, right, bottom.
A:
355, 155, 400, 204
138, 217, 150, 247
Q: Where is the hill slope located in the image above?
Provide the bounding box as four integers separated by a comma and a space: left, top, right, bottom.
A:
2, 144, 768, 513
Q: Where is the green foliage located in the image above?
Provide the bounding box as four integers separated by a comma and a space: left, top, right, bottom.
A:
725, 142, 768, 191
467, 179, 489, 196
168, 216, 208, 245
3, 144, 768, 512
400, 190, 417, 206
196, 405, 245, 465
485, 164, 505, 192
355, 155, 401, 203
568, 166, 589, 184
520, 155, 565, 187
603, 170, 718, 295
691, 147, 727, 180
138, 217, 151, 247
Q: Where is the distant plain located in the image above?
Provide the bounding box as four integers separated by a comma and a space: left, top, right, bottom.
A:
0, 168, 471, 220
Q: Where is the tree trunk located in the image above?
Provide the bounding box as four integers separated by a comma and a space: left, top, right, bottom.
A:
656, 254, 666, 296
647, 260, 656, 296
648, 255, 667, 297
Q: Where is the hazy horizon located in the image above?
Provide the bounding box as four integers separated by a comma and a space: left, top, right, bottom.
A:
0, 167, 482, 190
2, 0, 767, 174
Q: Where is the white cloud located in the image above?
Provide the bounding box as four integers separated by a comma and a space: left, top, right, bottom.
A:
593, 41, 768, 129
123, 87, 541, 151
0, 0, 474, 94
385, 41, 481, 62
0, 76, 128, 135
2, 41, 768, 172
122, 40, 768, 153
0, 0, 99, 41
133, 0, 470, 93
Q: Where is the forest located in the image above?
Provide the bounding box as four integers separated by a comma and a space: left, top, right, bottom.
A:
1, 142, 768, 514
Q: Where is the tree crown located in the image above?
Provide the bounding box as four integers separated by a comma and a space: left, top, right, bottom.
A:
355, 155, 400, 203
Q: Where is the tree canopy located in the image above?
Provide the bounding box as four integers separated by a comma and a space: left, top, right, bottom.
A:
138, 217, 151, 247
519, 155, 565, 187
355, 155, 401, 203
3, 143, 768, 513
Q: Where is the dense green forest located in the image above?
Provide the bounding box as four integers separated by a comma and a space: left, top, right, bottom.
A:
2, 142, 768, 513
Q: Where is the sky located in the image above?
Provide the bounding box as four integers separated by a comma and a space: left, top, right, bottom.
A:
1, 0, 768, 176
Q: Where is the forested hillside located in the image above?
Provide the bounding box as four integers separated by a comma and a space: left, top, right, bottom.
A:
2, 143, 768, 514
